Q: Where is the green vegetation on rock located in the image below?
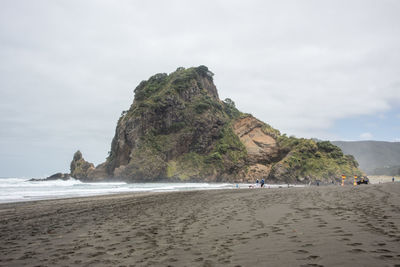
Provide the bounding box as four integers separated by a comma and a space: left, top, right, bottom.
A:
270, 138, 362, 183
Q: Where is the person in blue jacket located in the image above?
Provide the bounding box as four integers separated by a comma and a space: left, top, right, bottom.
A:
261, 178, 265, 188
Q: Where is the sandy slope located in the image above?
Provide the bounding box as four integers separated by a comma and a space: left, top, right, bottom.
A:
0, 184, 399, 266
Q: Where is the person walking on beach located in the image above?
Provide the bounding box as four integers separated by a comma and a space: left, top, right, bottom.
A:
393, 177, 395, 182
261, 178, 265, 188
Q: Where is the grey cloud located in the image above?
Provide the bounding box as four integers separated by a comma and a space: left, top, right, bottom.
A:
1, 0, 399, 176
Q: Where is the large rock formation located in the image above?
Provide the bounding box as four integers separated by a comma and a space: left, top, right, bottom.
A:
72, 66, 362, 183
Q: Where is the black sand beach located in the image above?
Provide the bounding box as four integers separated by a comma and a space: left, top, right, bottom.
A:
0, 183, 399, 266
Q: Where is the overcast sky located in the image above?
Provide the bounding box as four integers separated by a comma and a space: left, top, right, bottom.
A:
1, 0, 399, 177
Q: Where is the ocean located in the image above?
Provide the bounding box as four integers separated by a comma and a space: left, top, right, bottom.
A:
0, 178, 307, 204
0, 177, 240, 204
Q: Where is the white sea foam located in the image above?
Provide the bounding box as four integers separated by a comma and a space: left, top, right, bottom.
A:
0, 178, 236, 203
0, 178, 306, 204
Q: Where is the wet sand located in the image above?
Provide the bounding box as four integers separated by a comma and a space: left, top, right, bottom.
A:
0, 183, 399, 267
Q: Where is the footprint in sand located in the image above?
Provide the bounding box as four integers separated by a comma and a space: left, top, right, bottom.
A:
373, 248, 391, 253
255, 232, 269, 238
294, 249, 309, 254
341, 233, 353, 237
300, 263, 323, 267
333, 229, 344, 234
349, 248, 366, 253
218, 258, 231, 264
203, 260, 215, 267
288, 235, 300, 243
378, 255, 393, 259
347, 242, 363, 246
89, 251, 105, 257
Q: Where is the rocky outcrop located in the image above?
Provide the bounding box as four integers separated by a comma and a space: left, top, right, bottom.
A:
100, 66, 246, 182
28, 173, 71, 182
106, 67, 223, 179
70, 150, 95, 180
66, 65, 362, 183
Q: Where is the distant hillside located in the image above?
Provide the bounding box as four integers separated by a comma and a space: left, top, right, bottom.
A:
332, 141, 400, 175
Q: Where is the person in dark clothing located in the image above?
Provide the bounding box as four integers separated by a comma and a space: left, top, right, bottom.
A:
261, 178, 265, 188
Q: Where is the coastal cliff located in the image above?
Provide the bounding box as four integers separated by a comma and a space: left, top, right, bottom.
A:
71, 66, 362, 183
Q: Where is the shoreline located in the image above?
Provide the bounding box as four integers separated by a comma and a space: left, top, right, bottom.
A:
2, 175, 397, 205
0, 179, 310, 205
1, 183, 399, 266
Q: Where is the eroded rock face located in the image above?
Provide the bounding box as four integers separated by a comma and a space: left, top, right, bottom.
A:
233, 116, 282, 180
233, 117, 280, 164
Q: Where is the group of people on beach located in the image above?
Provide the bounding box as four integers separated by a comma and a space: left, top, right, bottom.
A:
248, 179, 266, 188
255, 178, 265, 188
247, 176, 397, 188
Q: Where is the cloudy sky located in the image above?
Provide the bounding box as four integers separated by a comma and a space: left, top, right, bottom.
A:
1, 0, 399, 177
